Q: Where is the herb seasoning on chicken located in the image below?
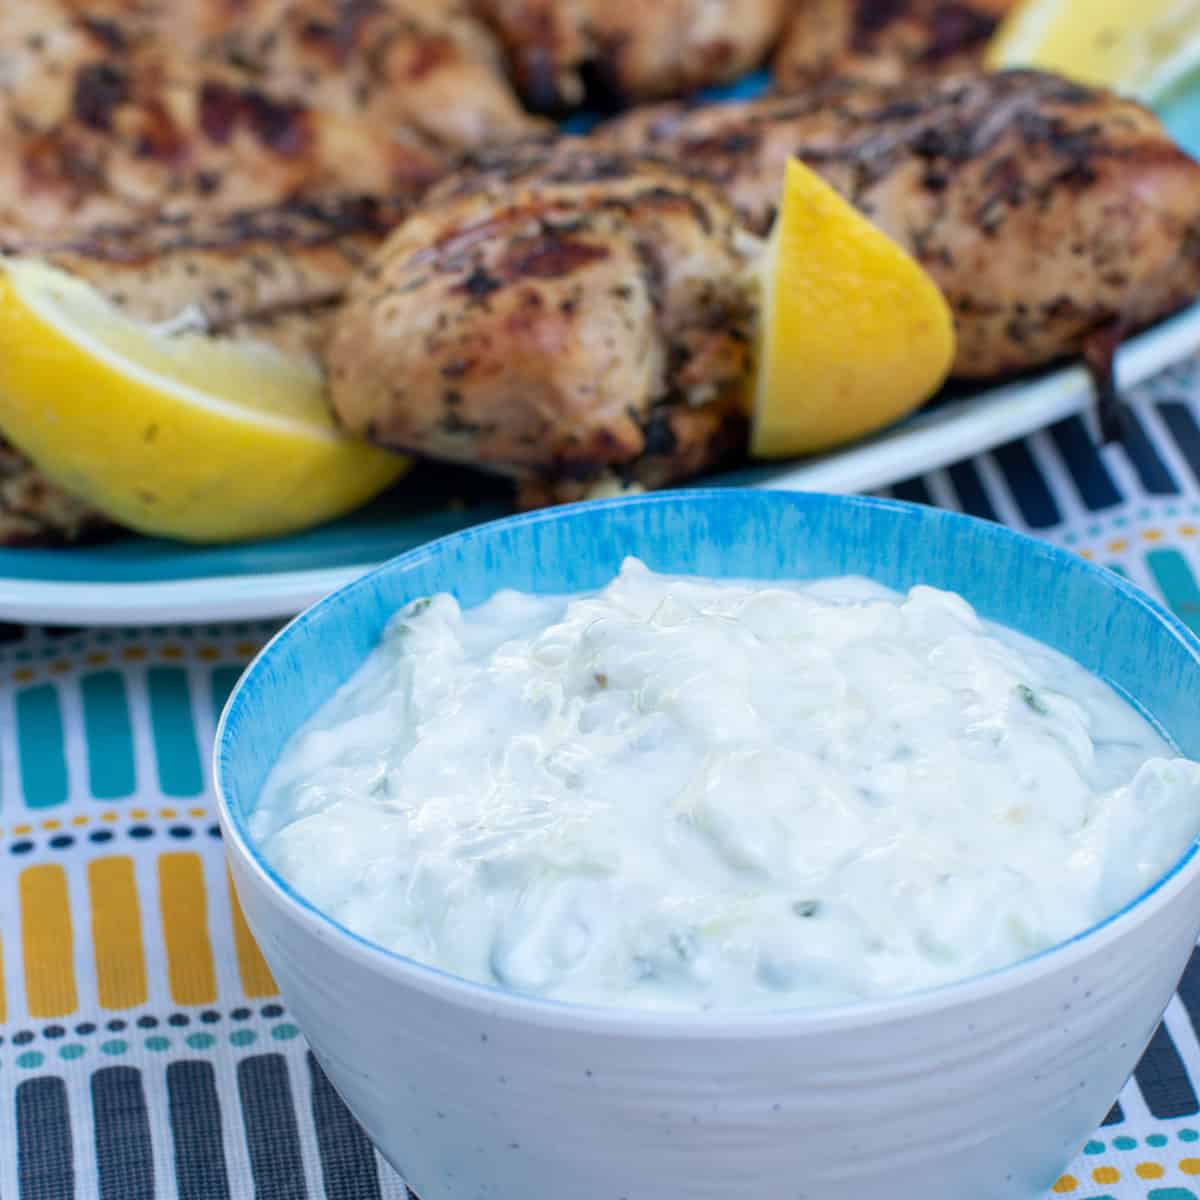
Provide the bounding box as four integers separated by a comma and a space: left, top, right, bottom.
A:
607, 70, 1200, 382
327, 143, 757, 504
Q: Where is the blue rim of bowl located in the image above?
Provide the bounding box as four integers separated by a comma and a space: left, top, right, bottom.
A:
214, 488, 1200, 1033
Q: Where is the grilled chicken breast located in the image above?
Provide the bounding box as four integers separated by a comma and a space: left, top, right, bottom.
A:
476, 0, 788, 109
774, 0, 1014, 91
0, 0, 540, 239
607, 70, 1200, 380
328, 142, 756, 502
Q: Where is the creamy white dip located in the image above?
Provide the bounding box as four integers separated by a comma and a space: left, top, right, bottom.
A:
252, 558, 1200, 1011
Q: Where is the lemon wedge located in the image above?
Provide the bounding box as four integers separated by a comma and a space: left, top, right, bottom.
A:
0, 260, 408, 543
746, 159, 955, 460
986, 0, 1200, 102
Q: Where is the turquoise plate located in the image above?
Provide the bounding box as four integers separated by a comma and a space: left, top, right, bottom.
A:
3, 74, 1199, 626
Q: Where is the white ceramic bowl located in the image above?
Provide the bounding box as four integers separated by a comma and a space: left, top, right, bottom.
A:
215, 491, 1200, 1200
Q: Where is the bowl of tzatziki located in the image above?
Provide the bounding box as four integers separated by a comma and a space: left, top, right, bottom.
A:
215, 488, 1200, 1200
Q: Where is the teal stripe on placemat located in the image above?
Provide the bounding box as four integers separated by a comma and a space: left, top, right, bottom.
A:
17, 684, 68, 809
147, 668, 203, 797
211, 666, 245, 729
81, 672, 136, 800
1146, 549, 1200, 633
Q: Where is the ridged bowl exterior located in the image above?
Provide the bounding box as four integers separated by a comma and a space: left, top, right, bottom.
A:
216, 490, 1200, 1200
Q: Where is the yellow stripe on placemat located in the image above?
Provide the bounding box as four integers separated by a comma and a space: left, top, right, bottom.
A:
88, 856, 147, 1009
158, 852, 217, 1005
228, 870, 278, 998
20, 864, 77, 1017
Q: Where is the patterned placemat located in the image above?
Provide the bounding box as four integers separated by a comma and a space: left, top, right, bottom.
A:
5, 357, 1200, 1199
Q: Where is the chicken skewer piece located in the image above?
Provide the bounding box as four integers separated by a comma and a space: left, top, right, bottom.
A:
327, 142, 757, 505
773, 0, 1016, 92
605, 70, 1200, 387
